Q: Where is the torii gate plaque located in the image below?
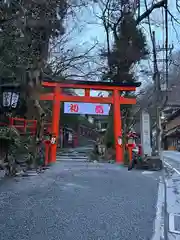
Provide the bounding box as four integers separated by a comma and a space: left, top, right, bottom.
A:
40, 80, 141, 164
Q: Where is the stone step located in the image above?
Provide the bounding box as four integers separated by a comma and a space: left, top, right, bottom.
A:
56, 158, 88, 162
56, 152, 89, 162
57, 155, 87, 158
57, 152, 88, 156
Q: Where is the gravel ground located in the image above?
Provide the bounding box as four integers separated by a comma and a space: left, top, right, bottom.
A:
0, 161, 161, 240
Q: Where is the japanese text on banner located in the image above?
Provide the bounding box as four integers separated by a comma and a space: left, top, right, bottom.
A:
95, 105, 104, 114
69, 103, 79, 113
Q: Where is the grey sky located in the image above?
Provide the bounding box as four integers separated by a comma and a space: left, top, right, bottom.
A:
55, 1, 179, 95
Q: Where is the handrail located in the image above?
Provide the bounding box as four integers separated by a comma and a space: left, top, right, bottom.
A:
0, 118, 37, 135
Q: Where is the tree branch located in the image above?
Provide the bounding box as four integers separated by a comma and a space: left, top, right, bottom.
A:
136, 0, 165, 25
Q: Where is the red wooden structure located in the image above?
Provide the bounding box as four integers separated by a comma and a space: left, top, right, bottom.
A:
126, 132, 142, 161
0, 117, 37, 135
40, 80, 140, 164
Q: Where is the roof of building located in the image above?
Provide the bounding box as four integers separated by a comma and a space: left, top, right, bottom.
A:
43, 78, 141, 88
166, 108, 180, 122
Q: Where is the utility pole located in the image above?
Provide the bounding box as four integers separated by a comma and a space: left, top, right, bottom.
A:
152, 39, 173, 155
152, 31, 161, 155
156, 43, 174, 90
164, 0, 168, 99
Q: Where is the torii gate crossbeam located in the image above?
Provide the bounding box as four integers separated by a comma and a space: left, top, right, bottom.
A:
40, 80, 141, 164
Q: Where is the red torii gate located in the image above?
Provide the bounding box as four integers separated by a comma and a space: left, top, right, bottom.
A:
40, 80, 141, 164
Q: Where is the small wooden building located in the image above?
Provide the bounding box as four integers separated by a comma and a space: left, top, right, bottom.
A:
162, 108, 180, 150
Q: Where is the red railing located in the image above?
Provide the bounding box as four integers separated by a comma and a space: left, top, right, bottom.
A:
0, 117, 37, 135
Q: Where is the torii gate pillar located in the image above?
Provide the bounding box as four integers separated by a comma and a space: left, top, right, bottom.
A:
51, 86, 61, 162
114, 89, 123, 163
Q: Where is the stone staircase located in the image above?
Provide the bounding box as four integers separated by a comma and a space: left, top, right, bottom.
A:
57, 145, 94, 162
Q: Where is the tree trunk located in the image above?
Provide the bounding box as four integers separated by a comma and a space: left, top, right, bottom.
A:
25, 68, 45, 168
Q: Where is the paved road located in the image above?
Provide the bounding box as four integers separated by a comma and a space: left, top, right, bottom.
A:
0, 153, 162, 240
163, 151, 180, 172
162, 151, 180, 239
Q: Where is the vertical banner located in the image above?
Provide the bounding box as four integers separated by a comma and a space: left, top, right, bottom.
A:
140, 110, 152, 156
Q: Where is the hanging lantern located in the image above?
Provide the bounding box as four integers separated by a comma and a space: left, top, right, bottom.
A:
0, 83, 27, 116
0, 84, 21, 112
128, 137, 134, 145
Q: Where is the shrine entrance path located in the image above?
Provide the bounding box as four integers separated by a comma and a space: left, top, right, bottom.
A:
0, 155, 161, 240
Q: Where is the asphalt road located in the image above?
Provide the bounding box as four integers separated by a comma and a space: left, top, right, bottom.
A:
0, 161, 161, 240
163, 151, 180, 239
163, 151, 180, 172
